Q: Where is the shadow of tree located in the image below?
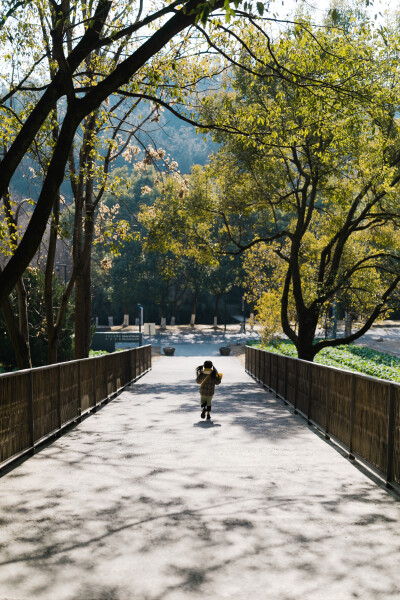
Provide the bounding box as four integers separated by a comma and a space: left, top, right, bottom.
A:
0, 361, 399, 600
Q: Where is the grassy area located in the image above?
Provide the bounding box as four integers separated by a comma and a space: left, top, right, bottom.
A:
252, 340, 400, 383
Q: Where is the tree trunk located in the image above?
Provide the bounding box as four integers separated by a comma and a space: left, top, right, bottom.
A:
1, 293, 32, 369
214, 295, 220, 329
190, 291, 198, 327
1, 189, 32, 368
344, 312, 352, 337
296, 315, 318, 361
45, 190, 60, 364
74, 259, 92, 359
15, 279, 31, 363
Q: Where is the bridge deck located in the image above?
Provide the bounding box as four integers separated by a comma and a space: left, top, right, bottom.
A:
0, 355, 399, 599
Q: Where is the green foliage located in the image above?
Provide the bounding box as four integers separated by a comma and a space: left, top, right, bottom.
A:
259, 340, 400, 382
0, 268, 74, 369
89, 349, 109, 357
193, 17, 400, 359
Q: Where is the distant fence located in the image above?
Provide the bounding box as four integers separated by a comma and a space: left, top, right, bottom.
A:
0, 345, 151, 470
245, 346, 400, 489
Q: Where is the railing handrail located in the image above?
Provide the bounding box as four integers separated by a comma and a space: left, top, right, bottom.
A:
245, 345, 400, 490
0, 345, 152, 471
246, 344, 400, 388
0, 345, 152, 379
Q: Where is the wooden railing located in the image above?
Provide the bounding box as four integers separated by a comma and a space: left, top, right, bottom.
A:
0, 345, 151, 469
245, 345, 400, 489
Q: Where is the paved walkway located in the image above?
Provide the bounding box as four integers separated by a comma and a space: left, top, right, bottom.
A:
0, 356, 399, 600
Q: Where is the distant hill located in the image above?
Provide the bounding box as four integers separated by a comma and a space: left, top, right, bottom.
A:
9, 109, 217, 199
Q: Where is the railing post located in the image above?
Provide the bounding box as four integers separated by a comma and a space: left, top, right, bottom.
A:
77, 360, 82, 422
93, 357, 98, 411
283, 356, 288, 404
106, 355, 109, 400
324, 367, 330, 439
249, 347, 252, 375
307, 363, 312, 424
260, 350, 267, 386
57, 364, 62, 430
268, 352, 272, 390
349, 374, 356, 460
294, 359, 298, 414
386, 384, 395, 488
128, 349, 132, 385
28, 370, 35, 454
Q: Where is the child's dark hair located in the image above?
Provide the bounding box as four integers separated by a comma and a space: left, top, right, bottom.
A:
196, 360, 218, 378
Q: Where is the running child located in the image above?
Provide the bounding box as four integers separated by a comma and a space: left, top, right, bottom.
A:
196, 360, 221, 420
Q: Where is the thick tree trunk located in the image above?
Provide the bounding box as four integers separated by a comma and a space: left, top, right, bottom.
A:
74, 260, 92, 359
15, 279, 31, 361
296, 314, 319, 361
1, 293, 32, 369
0, 250, 31, 368
1, 189, 32, 368
45, 190, 61, 364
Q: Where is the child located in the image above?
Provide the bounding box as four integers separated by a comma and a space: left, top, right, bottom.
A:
196, 360, 221, 420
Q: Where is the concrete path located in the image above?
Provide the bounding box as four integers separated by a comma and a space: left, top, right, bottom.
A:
0, 356, 399, 600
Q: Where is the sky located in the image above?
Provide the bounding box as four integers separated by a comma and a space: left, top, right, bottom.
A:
267, 0, 397, 23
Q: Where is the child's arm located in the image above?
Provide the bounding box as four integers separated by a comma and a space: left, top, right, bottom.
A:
196, 372, 204, 384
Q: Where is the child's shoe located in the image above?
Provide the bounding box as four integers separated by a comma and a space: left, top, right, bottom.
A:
206, 413, 211, 420
201, 407, 206, 419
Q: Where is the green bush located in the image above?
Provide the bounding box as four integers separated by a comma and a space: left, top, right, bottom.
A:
89, 350, 109, 357
258, 340, 400, 383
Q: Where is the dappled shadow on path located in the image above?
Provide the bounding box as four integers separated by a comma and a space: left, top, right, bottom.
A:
1, 365, 400, 599
130, 377, 300, 442
1, 466, 399, 600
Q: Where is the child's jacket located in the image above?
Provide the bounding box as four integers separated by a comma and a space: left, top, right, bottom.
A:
196, 370, 221, 397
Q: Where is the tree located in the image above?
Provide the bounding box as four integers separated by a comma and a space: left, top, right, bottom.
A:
0, 267, 74, 369
0, 0, 260, 308
215, 21, 400, 360
142, 17, 400, 360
